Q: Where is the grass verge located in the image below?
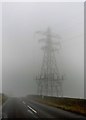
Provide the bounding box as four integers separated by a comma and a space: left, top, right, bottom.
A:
27, 95, 86, 116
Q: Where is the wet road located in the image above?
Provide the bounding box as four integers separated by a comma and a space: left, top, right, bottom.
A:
0, 105, 2, 120
2, 97, 86, 119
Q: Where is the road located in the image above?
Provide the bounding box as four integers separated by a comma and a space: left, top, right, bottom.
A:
0, 105, 2, 120
2, 97, 86, 119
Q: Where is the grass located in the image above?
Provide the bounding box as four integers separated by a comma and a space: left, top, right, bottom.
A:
2, 94, 8, 104
0, 94, 2, 105
27, 95, 86, 116
0, 93, 8, 105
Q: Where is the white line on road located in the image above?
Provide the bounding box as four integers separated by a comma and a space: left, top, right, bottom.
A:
27, 109, 33, 114
22, 101, 25, 105
27, 105, 37, 113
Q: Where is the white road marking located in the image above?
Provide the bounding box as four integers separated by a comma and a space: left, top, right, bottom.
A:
27, 105, 37, 113
22, 101, 37, 114
22, 101, 25, 104
27, 109, 33, 114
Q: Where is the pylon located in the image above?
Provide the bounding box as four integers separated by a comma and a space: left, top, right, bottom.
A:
36, 28, 63, 97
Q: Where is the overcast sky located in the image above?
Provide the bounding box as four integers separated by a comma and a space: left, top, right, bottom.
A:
2, 2, 84, 98
0, 3, 2, 94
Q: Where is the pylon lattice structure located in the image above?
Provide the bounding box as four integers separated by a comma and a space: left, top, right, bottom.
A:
36, 28, 63, 97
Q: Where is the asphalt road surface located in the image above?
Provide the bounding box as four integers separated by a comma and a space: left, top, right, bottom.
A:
2, 97, 86, 119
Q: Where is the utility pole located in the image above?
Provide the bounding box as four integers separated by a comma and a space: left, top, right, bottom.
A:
36, 28, 63, 97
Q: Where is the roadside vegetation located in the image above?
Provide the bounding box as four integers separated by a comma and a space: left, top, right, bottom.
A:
0, 93, 8, 105
0, 93, 2, 105
27, 95, 86, 116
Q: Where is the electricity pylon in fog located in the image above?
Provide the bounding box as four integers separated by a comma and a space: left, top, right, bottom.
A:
36, 28, 63, 97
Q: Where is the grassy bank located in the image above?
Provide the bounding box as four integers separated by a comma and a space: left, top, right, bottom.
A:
27, 95, 86, 116
0, 93, 8, 105
0, 94, 2, 105
2, 94, 8, 104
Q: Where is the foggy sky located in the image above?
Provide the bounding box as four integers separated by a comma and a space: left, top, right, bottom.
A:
0, 3, 2, 93
2, 2, 84, 98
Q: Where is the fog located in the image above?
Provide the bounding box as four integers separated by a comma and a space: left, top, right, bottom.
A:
2, 2, 84, 98
0, 3, 2, 93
